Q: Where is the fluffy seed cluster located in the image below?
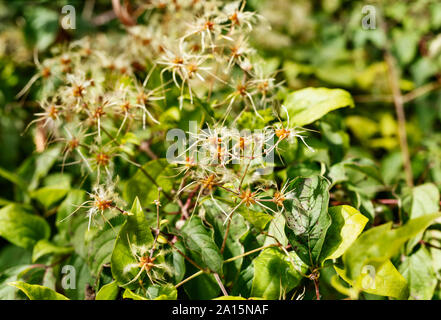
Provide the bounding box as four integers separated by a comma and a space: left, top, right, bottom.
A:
25, 0, 311, 230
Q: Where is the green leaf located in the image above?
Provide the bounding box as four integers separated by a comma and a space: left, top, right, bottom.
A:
56, 189, 87, 229
111, 197, 154, 287
284, 87, 354, 126
251, 247, 307, 299
42, 173, 72, 189
183, 271, 220, 300
0, 166, 27, 191
403, 183, 440, 219
30, 187, 69, 209
343, 213, 441, 281
392, 29, 419, 65
32, 240, 73, 262
399, 247, 437, 300
380, 152, 403, 185
344, 161, 384, 185
18, 146, 62, 192
23, 7, 59, 51
319, 205, 368, 263
171, 241, 186, 283
231, 264, 254, 298
0, 265, 31, 299
86, 215, 124, 276
403, 183, 440, 251
202, 199, 248, 284
283, 176, 331, 266
329, 158, 384, 186
95, 281, 119, 300
110, 283, 176, 301
345, 116, 378, 141
148, 283, 177, 300
62, 254, 93, 300
335, 260, 408, 299
9, 281, 69, 300
237, 206, 272, 231
180, 216, 223, 274
122, 288, 147, 300
0, 204, 50, 249
263, 213, 288, 247
123, 159, 174, 208
0, 245, 32, 273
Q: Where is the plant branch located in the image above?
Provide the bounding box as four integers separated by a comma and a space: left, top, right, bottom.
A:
213, 273, 228, 296
175, 270, 204, 288
223, 243, 279, 264
380, 14, 413, 187
165, 237, 207, 272
111, 0, 136, 26
313, 277, 320, 300
139, 139, 159, 160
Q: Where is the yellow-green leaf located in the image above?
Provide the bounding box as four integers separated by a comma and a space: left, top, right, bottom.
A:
284, 87, 354, 126
9, 281, 69, 300
320, 205, 368, 263
335, 260, 408, 299
343, 213, 441, 281
123, 288, 148, 300
95, 281, 119, 300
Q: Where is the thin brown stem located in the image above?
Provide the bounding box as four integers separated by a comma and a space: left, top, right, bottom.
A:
353, 81, 441, 105
111, 0, 136, 26
420, 240, 441, 251
380, 13, 413, 187
220, 217, 232, 255
139, 139, 159, 160
92, 10, 116, 26
136, 165, 173, 201
313, 277, 320, 300
213, 273, 228, 296
403, 82, 441, 103
150, 189, 161, 258
166, 237, 207, 272
220, 149, 255, 254
385, 52, 413, 187
218, 185, 239, 195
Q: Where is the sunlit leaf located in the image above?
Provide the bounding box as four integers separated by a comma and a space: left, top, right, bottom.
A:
9, 281, 69, 300
399, 247, 437, 300
335, 260, 408, 299
319, 205, 368, 263
95, 281, 119, 300
343, 213, 441, 281
284, 87, 354, 126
